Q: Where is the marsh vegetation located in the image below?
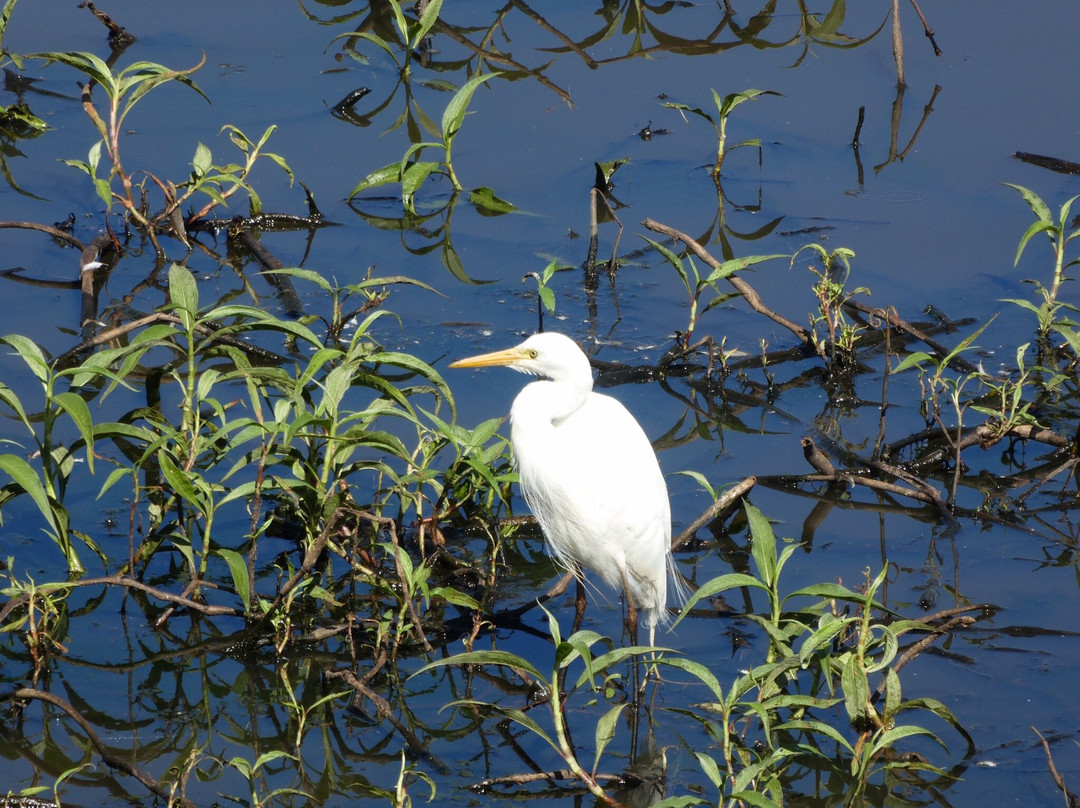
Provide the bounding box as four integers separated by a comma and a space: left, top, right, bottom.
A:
0, 2, 1079, 807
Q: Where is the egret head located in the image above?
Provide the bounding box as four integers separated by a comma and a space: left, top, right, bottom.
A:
450, 332, 592, 385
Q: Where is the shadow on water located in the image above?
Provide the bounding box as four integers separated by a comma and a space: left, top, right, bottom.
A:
0, 1, 1079, 807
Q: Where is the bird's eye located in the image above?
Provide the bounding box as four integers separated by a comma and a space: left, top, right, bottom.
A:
526, 349, 539, 359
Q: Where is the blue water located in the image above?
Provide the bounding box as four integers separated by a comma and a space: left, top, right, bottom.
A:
2, 1, 1080, 806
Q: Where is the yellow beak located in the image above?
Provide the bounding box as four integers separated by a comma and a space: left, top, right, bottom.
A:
449, 347, 530, 369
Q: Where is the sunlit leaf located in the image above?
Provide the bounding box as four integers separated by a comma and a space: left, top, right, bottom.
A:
167, 263, 199, 326
1004, 182, 1054, 226
0, 454, 54, 532
52, 392, 95, 472
441, 72, 499, 145
745, 501, 777, 585
348, 161, 402, 200
671, 572, 765, 629
411, 650, 543, 680
216, 547, 251, 606
468, 186, 516, 215
192, 142, 211, 178
840, 656, 871, 725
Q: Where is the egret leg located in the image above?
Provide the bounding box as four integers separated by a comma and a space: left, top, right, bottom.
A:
621, 568, 640, 646
573, 576, 587, 635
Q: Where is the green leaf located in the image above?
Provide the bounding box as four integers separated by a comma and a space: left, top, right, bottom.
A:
704, 253, 786, 285
745, 501, 777, 584
401, 160, 440, 212
784, 581, 886, 610
0, 0, 19, 46
1052, 323, 1080, 356
93, 177, 113, 207
539, 286, 555, 313
883, 666, 901, 718
672, 470, 716, 500
715, 88, 780, 119
445, 700, 557, 749
26, 51, 115, 94
192, 142, 212, 178
254, 750, 296, 770
428, 586, 481, 610
52, 392, 95, 472
411, 650, 544, 681
892, 350, 934, 374
167, 263, 199, 326
388, 0, 409, 41
593, 703, 626, 774
672, 572, 765, 629
726, 790, 782, 808
0, 454, 54, 532
468, 186, 517, 214
216, 547, 251, 606
348, 161, 403, 200
441, 73, 499, 145
662, 101, 715, 127
776, 717, 854, 753
642, 235, 692, 294
894, 695, 976, 754
1013, 220, 1056, 266
695, 751, 723, 789
1004, 182, 1053, 226
841, 657, 871, 725
158, 451, 201, 506
413, 0, 444, 46
1, 334, 49, 382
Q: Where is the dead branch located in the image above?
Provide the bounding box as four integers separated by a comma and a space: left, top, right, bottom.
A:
885, 419, 1074, 472
227, 217, 305, 317
642, 218, 812, 344
467, 768, 634, 792
326, 668, 448, 773
801, 437, 836, 476
907, 0, 941, 56
0, 220, 84, 250
0, 574, 238, 627
673, 476, 757, 551
0, 687, 194, 808
1033, 727, 1080, 808
53, 309, 292, 369
842, 298, 984, 376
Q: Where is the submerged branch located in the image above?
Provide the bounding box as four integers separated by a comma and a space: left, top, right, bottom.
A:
0, 687, 195, 808
0, 220, 84, 250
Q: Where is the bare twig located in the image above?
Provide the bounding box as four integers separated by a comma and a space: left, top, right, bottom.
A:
1033, 727, 1080, 808
907, 0, 941, 56
891, 0, 904, 88
851, 105, 865, 147
0, 574, 238, 627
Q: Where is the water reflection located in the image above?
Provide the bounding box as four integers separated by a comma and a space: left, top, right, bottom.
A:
1, 1, 1079, 807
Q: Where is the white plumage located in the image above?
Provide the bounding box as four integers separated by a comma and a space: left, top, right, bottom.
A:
451, 332, 681, 643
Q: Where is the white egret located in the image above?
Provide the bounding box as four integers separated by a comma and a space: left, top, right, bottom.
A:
450, 332, 681, 644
